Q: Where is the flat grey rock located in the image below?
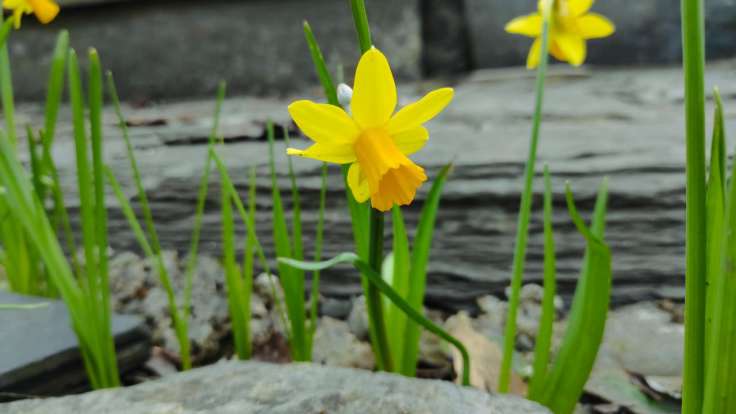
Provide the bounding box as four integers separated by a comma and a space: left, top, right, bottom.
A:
0, 291, 150, 399
0, 361, 550, 414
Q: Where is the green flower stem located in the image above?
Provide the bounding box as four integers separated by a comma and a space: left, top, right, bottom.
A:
499, 0, 552, 393
348, 0, 393, 372
680, 0, 707, 412
350, 0, 372, 52
368, 208, 393, 371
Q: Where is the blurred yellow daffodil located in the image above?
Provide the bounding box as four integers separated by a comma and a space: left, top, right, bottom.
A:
287, 47, 453, 212
506, 0, 614, 69
4, 0, 60, 29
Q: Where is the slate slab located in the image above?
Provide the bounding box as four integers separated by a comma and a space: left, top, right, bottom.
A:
8, 0, 420, 101
0, 360, 550, 414
0, 291, 150, 400
10, 60, 736, 312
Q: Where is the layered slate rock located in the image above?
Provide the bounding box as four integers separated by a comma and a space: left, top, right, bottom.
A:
0, 291, 150, 400
8, 0, 420, 101
12, 61, 736, 312
0, 361, 550, 414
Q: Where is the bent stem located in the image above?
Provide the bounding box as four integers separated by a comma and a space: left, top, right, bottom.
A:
499, 0, 552, 393
279, 253, 470, 386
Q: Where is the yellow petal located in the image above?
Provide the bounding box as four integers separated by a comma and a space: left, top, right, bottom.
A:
288, 100, 359, 145
347, 163, 370, 203
286, 143, 356, 164
505, 14, 543, 37
577, 13, 614, 39
555, 33, 586, 66
393, 126, 429, 156
351, 47, 397, 129
526, 38, 542, 69
387, 88, 453, 135
3, 0, 27, 10
568, 0, 593, 16
549, 38, 568, 62
29, 0, 59, 24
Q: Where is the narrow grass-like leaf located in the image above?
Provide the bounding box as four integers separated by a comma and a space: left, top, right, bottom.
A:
284, 131, 304, 266
0, 129, 118, 388
303, 21, 338, 106
267, 122, 308, 361
680, 0, 708, 410
704, 89, 725, 361
243, 167, 258, 354
702, 90, 736, 413
401, 164, 452, 376
0, 19, 13, 52
538, 180, 611, 414
308, 162, 328, 350
0, 15, 16, 145
183, 81, 226, 322
42, 30, 69, 156
221, 182, 250, 359
27, 127, 45, 203
384, 206, 410, 370
87, 48, 118, 386
106, 73, 191, 370
528, 165, 557, 399
209, 148, 291, 342
0, 302, 49, 310
68, 49, 99, 293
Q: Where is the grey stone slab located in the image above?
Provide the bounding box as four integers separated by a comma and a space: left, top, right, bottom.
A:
10, 60, 736, 312
0, 291, 150, 398
9, 0, 420, 101
0, 360, 550, 413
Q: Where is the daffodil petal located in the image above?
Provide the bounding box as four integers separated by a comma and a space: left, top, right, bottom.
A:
505, 14, 543, 37
3, 0, 27, 10
29, 0, 59, 24
287, 143, 356, 164
568, 0, 593, 16
549, 38, 567, 62
288, 100, 359, 145
555, 33, 586, 66
387, 88, 453, 135
347, 163, 370, 203
351, 47, 397, 129
577, 13, 615, 39
526, 38, 542, 69
393, 126, 429, 155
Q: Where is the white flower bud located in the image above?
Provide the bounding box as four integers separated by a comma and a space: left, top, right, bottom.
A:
337, 83, 353, 108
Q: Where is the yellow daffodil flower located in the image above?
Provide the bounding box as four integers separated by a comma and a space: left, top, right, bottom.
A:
506, 0, 614, 69
4, 0, 60, 29
287, 47, 453, 212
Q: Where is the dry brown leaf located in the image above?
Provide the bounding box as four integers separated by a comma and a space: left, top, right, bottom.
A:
446, 311, 527, 395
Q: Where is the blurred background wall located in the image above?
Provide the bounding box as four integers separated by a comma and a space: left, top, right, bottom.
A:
8, 0, 736, 101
